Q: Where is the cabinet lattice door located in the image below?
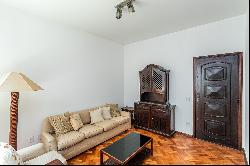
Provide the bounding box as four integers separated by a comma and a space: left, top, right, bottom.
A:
152, 68, 166, 93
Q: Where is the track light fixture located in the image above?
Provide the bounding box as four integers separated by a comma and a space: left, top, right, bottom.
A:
115, 0, 135, 19
116, 7, 122, 19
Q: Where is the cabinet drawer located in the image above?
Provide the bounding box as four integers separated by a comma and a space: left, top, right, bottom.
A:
152, 110, 168, 118
151, 105, 166, 110
137, 104, 150, 110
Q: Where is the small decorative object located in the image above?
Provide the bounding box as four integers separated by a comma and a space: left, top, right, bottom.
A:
0, 72, 43, 150
115, 0, 135, 19
0, 142, 23, 165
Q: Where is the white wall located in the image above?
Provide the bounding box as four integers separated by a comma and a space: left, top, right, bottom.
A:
244, 8, 249, 164
0, 3, 124, 149
124, 15, 247, 135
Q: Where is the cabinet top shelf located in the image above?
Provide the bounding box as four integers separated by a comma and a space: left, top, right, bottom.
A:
139, 64, 170, 73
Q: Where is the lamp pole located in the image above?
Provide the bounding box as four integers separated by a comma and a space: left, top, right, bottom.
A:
9, 92, 19, 150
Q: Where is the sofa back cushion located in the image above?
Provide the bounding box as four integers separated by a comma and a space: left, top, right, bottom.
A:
69, 104, 120, 125
76, 110, 91, 125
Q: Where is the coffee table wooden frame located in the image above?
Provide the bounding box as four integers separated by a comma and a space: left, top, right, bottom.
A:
100, 135, 153, 165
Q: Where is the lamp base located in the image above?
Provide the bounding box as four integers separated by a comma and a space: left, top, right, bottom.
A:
9, 92, 19, 150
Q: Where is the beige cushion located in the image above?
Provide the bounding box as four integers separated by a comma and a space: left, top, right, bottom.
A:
107, 104, 121, 117
23, 151, 67, 165
111, 116, 130, 125
90, 108, 104, 124
94, 120, 119, 132
49, 115, 73, 136
79, 124, 103, 138
102, 106, 112, 120
70, 114, 84, 131
77, 110, 91, 125
57, 131, 85, 150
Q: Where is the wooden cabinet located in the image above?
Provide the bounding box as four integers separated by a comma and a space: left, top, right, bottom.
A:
135, 64, 175, 137
135, 102, 175, 136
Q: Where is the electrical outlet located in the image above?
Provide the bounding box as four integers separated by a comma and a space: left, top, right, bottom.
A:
185, 97, 191, 102
37, 135, 41, 142
29, 136, 35, 144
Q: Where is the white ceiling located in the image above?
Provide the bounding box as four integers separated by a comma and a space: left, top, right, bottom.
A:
0, 0, 248, 44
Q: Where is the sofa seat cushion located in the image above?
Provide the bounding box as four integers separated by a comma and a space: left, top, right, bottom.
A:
57, 131, 85, 150
111, 116, 130, 125
79, 124, 104, 139
23, 151, 67, 165
94, 120, 119, 132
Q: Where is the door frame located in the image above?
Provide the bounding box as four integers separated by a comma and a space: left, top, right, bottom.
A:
193, 52, 243, 150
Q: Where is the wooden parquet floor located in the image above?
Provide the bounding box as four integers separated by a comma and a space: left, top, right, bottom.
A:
68, 128, 245, 165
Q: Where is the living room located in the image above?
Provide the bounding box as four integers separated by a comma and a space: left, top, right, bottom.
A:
0, 0, 249, 165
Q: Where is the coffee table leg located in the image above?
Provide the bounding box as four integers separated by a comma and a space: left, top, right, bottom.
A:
100, 151, 104, 165
151, 140, 153, 156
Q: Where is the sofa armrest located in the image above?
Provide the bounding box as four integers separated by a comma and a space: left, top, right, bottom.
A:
121, 111, 131, 118
41, 132, 58, 152
17, 143, 46, 162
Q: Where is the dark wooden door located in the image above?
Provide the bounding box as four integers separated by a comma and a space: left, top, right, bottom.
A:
194, 53, 242, 149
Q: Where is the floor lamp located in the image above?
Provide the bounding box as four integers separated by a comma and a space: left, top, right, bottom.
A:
0, 72, 43, 150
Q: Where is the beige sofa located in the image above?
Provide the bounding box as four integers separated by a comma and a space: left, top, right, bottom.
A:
41, 104, 131, 160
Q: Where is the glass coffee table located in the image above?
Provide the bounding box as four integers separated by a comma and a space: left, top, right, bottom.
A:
100, 132, 153, 165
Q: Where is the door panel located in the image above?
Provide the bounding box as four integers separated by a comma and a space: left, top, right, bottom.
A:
194, 53, 242, 149
204, 120, 226, 136
151, 107, 170, 133
135, 108, 150, 128
204, 101, 227, 118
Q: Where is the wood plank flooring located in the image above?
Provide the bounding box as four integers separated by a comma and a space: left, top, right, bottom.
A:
68, 128, 245, 165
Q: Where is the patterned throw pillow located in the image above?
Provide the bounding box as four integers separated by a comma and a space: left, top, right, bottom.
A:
0, 142, 23, 165
90, 108, 105, 124
102, 106, 112, 120
49, 115, 73, 136
70, 113, 84, 131
107, 104, 121, 117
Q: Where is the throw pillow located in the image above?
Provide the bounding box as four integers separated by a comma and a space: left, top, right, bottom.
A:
102, 106, 112, 120
70, 113, 84, 131
49, 115, 73, 136
107, 104, 121, 117
0, 142, 23, 165
90, 108, 105, 124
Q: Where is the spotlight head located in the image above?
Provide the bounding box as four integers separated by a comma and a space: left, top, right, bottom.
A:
127, 2, 135, 13
116, 7, 122, 19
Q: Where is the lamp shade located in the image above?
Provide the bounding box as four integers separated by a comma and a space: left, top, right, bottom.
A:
0, 72, 43, 92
